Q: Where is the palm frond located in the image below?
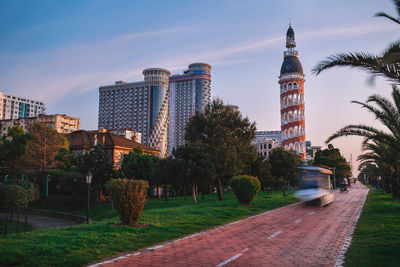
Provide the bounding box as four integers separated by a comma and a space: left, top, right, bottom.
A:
312, 52, 379, 75
325, 124, 384, 143
374, 12, 400, 24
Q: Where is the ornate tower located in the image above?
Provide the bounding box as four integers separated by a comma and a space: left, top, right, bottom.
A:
279, 24, 306, 159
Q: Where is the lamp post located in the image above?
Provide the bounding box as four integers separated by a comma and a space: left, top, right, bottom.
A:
46, 174, 50, 197
85, 172, 93, 224
73, 176, 78, 214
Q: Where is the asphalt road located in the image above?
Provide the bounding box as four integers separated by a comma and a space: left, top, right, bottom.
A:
90, 183, 369, 267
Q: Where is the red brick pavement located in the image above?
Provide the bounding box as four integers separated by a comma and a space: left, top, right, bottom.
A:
89, 183, 368, 267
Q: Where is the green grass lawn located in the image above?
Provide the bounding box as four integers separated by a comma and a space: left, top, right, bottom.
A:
345, 189, 400, 266
0, 191, 296, 267
0, 219, 34, 235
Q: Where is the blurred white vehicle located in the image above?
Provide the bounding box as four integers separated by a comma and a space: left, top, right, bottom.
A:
294, 166, 334, 206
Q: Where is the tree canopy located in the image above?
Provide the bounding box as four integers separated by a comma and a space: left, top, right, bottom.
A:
268, 147, 301, 196
313, 144, 352, 180
184, 98, 258, 200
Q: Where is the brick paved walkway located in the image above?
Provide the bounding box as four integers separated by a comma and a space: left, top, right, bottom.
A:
90, 183, 368, 267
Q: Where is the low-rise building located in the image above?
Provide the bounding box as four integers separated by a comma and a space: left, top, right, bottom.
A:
255, 130, 282, 144
108, 128, 142, 144
0, 114, 81, 137
65, 128, 160, 169
253, 138, 280, 159
305, 141, 321, 162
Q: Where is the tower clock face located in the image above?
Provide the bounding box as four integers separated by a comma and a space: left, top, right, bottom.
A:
286, 64, 292, 70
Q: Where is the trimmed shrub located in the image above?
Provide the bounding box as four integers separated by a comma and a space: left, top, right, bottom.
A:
5, 179, 40, 203
106, 179, 149, 226
229, 175, 260, 205
0, 184, 29, 212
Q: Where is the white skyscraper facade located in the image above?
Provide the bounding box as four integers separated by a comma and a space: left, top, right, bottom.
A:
168, 63, 211, 155
0, 92, 46, 120
98, 68, 170, 157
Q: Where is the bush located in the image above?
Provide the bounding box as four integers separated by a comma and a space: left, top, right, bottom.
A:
229, 175, 260, 205
0, 184, 29, 212
106, 179, 149, 226
4, 179, 40, 203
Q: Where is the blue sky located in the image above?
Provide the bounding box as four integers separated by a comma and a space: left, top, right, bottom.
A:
1, 0, 398, 174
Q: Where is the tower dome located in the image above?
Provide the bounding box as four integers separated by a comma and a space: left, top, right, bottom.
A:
280, 56, 303, 75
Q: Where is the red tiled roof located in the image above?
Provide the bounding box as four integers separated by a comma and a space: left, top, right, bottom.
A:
65, 130, 159, 154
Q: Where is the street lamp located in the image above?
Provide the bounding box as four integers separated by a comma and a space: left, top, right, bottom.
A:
85, 172, 93, 224
72, 175, 78, 214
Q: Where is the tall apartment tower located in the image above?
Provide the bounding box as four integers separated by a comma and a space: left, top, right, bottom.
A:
0, 92, 46, 120
278, 24, 306, 159
168, 63, 211, 154
98, 68, 170, 157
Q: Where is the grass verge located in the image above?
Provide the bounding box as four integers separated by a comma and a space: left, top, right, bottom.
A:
0, 191, 296, 266
345, 189, 400, 266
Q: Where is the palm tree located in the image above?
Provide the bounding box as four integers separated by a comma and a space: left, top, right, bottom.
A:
357, 140, 400, 196
312, 0, 400, 84
326, 87, 400, 197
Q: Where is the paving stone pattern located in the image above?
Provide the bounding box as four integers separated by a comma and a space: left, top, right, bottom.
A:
92, 183, 368, 267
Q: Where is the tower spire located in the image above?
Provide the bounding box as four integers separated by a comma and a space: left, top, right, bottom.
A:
286, 24, 296, 49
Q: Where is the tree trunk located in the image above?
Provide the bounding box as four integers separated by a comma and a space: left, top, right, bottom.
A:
164, 186, 168, 202
183, 185, 186, 200
16, 210, 20, 233
5, 212, 8, 235
24, 208, 28, 231
192, 181, 197, 204
282, 185, 287, 197
217, 178, 224, 201
201, 191, 205, 199
209, 183, 212, 194
156, 186, 160, 199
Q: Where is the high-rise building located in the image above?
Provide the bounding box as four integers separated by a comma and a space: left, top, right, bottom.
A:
168, 63, 211, 154
0, 92, 46, 120
279, 24, 306, 159
98, 68, 170, 157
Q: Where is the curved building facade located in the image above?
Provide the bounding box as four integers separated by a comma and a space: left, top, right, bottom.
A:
279, 25, 306, 159
168, 63, 211, 155
98, 68, 170, 157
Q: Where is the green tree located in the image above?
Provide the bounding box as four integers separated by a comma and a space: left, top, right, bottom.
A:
55, 148, 74, 170
77, 145, 115, 201
120, 149, 156, 182
185, 99, 257, 200
268, 147, 301, 196
0, 126, 30, 171
22, 123, 68, 172
172, 142, 215, 204
313, 144, 352, 181
312, 0, 400, 84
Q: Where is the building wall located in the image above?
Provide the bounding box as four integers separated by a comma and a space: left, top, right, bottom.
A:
253, 138, 280, 159
0, 92, 46, 120
167, 63, 211, 155
0, 114, 80, 137
98, 68, 170, 157
255, 130, 282, 144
